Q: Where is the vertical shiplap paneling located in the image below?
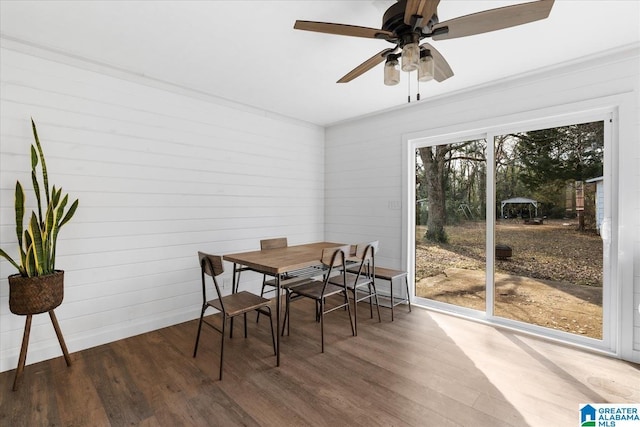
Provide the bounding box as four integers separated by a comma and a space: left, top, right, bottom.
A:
0, 46, 324, 372
325, 46, 640, 362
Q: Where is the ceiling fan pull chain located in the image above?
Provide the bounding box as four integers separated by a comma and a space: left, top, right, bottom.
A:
407, 73, 411, 103
417, 71, 421, 101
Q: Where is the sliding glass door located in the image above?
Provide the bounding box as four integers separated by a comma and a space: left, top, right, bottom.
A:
415, 139, 487, 313
493, 121, 605, 339
412, 114, 611, 346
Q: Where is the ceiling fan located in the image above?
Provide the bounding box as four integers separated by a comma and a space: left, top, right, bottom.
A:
294, 0, 555, 86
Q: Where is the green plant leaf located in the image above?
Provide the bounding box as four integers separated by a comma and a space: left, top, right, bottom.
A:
50, 193, 64, 269
30, 145, 38, 169
23, 228, 35, 277
51, 185, 61, 208
32, 118, 50, 207
31, 169, 43, 225
24, 245, 35, 277
15, 181, 25, 249
45, 200, 55, 243
59, 199, 79, 228
28, 213, 46, 275
22, 228, 33, 272
24, 229, 33, 249
57, 192, 68, 214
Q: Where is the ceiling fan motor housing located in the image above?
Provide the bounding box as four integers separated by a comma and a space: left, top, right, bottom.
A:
382, 0, 438, 47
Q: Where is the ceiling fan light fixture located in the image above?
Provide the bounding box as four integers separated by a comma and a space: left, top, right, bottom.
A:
401, 42, 419, 72
418, 53, 434, 82
384, 58, 400, 86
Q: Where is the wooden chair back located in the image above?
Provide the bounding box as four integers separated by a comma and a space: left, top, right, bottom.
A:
320, 245, 350, 268
353, 241, 378, 279
260, 237, 288, 250
355, 240, 378, 261
198, 252, 225, 310
198, 252, 224, 277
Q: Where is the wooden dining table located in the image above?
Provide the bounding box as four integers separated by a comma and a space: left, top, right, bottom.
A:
223, 241, 346, 366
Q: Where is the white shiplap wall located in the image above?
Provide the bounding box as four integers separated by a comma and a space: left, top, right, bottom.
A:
0, 45, 324, 372
325, 44, 640, 362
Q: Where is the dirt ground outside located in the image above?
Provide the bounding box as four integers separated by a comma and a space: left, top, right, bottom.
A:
415, 220, 603, 339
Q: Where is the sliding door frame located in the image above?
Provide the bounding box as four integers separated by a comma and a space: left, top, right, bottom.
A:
402, 100, 621, 355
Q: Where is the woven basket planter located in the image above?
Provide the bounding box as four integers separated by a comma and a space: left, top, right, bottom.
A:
8, 270, 64, 315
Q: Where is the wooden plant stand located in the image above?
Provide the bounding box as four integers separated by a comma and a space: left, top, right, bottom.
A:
8, 271, 72, 390
13, 309, 72, 391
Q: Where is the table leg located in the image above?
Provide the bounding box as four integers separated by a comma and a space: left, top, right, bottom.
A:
230, 263, 239, 339
232, 263, 239, 294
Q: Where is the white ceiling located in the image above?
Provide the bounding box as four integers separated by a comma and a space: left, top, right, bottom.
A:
1, 1, 638, 126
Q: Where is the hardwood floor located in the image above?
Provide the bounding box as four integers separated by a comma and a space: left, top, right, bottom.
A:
1, 298, 638, 426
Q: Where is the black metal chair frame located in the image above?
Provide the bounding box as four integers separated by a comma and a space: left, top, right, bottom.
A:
193, 252, 276, 380
282, 245, 355, 352
332, 241, 381, 335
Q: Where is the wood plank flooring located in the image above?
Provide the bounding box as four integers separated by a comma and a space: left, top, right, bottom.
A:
1, 298, 638, 426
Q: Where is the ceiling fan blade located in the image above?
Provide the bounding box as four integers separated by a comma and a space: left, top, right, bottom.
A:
294, 20, 394, 40
404, 0, 441, 27
419, 42, 453, 82
431, 0, 554, 41
337, 48, 397, 83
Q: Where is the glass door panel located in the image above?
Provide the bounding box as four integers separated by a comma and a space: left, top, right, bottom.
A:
493, 122, 604, 338
415, 139, 487, 312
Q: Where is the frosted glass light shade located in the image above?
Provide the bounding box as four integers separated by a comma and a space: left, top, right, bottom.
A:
384, 59, 400, 86
418, 54, 435, 82
401, 43, 419, 72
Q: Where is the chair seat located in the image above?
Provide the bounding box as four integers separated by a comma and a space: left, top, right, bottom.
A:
289, 280, 346, 300
347, 266, 406, 281
328, 272, 372, 289
346, 265, 410, 321
208, 291, 271, 317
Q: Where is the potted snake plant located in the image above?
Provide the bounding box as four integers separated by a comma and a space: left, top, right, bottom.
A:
0, 118, 79, 315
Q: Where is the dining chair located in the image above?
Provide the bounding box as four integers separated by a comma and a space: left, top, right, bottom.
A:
259, 237, 288, 295
282, 245, 355, 352
193, 252, 276, 380
368, 267, 412, 321
329, 241, 381, 335
347, 261, 412, 321
256, 237, 289, 323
